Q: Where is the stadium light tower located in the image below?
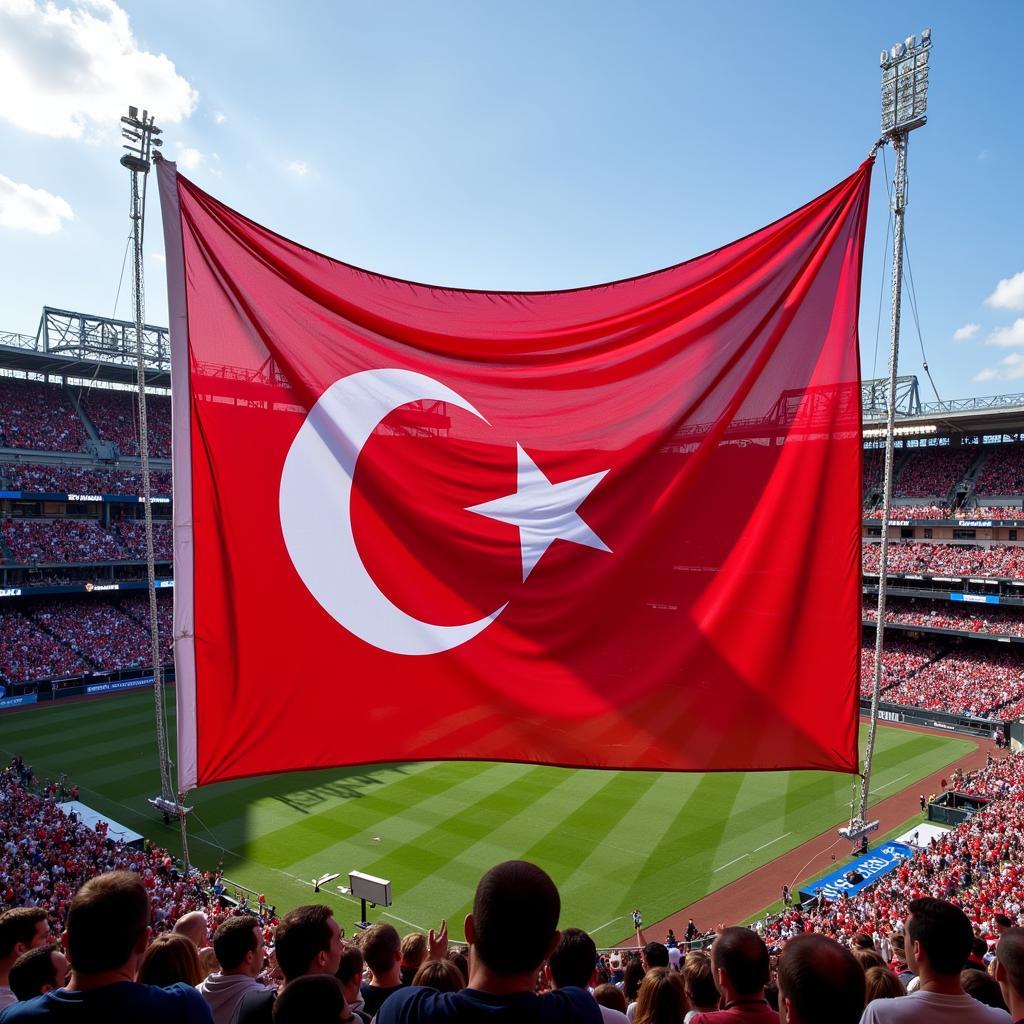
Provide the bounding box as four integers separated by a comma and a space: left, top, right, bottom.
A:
843, 31, 932, 849
120, 107, 191, 868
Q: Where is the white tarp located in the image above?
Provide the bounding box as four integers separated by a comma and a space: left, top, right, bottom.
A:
58, 800, 144, 847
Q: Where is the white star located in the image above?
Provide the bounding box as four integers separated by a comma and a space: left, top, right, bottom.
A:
467, 444, 611, 581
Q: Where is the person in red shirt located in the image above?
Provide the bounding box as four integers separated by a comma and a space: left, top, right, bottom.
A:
689, 927, 778, 1023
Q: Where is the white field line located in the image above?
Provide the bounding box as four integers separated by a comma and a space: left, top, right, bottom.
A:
753, 831, 792, 853
873, 772, 910, 792
714, 854, 748, 873
590, 916, 625, 935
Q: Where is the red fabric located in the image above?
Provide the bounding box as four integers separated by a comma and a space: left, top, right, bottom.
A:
167, 160, 871, 786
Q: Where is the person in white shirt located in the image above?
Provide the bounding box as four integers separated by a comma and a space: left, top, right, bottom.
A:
860, 897, 1009, 1024
195, 915, 266, 1024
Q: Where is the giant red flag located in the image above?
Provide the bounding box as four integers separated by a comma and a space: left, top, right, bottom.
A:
158, 159, 871, 791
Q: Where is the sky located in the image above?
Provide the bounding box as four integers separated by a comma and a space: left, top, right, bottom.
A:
1, 0, 1022, 401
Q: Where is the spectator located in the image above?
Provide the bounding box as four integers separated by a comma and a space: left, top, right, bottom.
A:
335, 943, 368, 1022
137, 932, 203, 988
547, 928, 627, 1023
6, 948, 67, 1003
993, 927, 1024, 1023
860, 897, 1009, 1023
961, 970, 1008, 1013
627, 944, 671, 1022
0, 910, 50, 1009
0, 870, 211, 1022
271, 974, 353, 1024
173, 911, 209, 951
863, 968, 904, 1004
197, 915, 266, 1024
410, 961, 464, 994
359, 923, 406, 1017
776, 934, 864, 1024
234, 905, 343, 1024
377, 860, 601, 1023
446, 948, 469, 989
399, 933, 427, 987
632, 967, 687, 1024
682, 952, 719, 1022
596, 984, 630, 1015
690, 927, 778, 1023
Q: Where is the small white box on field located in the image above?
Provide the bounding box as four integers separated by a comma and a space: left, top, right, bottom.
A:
349, 871, 392, 907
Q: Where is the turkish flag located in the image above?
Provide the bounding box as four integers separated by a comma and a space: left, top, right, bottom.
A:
158, 159, 870, 790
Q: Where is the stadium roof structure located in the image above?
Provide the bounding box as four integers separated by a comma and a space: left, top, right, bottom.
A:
0, 307, 169, 388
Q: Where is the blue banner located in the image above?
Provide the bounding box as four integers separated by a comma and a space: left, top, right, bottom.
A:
0, 490, 170, 503
801, 841, 914, 902
85, 677, 155, 695
951, 592, 1000, 605
0, 693, 38, 710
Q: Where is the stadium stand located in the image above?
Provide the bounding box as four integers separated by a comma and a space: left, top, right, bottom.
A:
1, 519, 127, 564
892, 447, 976, 498
0, 379, 87, 453
113, 520, 173, 561
864, 596, 1024, 638
863, 540, 1024, 578
79, 388, 172, 458
975, 445, 1024, 497
0, 462, 172, 495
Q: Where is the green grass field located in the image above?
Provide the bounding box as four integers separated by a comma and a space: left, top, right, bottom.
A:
0, 692, 972, 942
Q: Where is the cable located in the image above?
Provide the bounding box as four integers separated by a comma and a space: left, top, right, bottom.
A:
112, 232, 133, 322
902, 230, 942, 405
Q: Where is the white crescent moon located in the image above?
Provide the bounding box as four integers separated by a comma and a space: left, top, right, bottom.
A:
279, 368, 507, 656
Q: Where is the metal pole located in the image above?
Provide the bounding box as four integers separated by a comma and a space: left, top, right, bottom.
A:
859, 130, 909, 823
178, 790, 191, 873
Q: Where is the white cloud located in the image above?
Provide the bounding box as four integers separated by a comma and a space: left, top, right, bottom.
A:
972, 352, 1024, 384
986, 272, 1024, 312
974, 368, 998, 383
286, 160, 308, 177
149, 251, 164, 263
0, 173, 73, 233
213, 110, 226, 125
174, 142, 204, 171
987, 319, 1024, 348
953, 323, 980, 342
0, 0, 198, 140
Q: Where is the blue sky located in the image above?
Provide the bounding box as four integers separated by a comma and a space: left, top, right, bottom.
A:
1, 0, 1022, 399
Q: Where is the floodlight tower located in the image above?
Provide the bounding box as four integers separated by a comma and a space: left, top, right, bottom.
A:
120, 107, 191, 868
842, 31, 932, 848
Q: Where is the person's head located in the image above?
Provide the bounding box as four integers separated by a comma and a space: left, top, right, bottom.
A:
961, 968, 1008, 1011
623, 956, 645, 1001
642, 942, 670, 970
412, 958, 465, 992
360, 922, 401, 980
465, 861, 560, 978
594, 982, 627, 1013
0, 908, 50, 969
710, 928, 770, 999
8, 945, 69, 1000
335, 942, 365, 1005
776, 935, 864, 1024
681, 951, 717, 1011
198, 946, 219, 981
632, 966, 686, 1024
851, 948, 886, 973
272, 974, 354, 1024
864, 966, 905, 1003
447, 947, 469, 984
274, 905, 343, 983
905, 898, 973, 979
212, 915, 263, 977
547, 928, 598, 990
173, 911, 209, 949
994, 927, 1024, 1010
994, 914, 1013, 936
63, 871, 150, 977
137, 932, 203, 987
400, 932, 427, 974
851, 934, 874, 950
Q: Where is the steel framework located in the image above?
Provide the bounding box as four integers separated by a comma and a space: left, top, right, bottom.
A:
37, 307, 169, 372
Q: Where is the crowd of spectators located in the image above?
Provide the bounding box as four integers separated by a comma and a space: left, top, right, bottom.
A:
976, 446, 1024, 497
0, 463, 172, 496
863, 541, 1024, 578
79, 389, 172, 459
880, 646, 1024, 717
0, 612, 88, 685
0, 381, 87, 454
858, 637, 940, 699
760, 752, 1024, 965
1, 521, 127, 565
863, 450, 884, 498
892, 447, 977, 499
864, 597, 1024, 639
863, 504, 1024, 521
114, 521, 173, 561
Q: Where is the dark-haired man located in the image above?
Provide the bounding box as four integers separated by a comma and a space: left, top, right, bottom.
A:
7, 947, 68, 1003
197, 915, 266, 1024
0, 910, 50, 1009
860, 897, 1009, 1023
547, 928, 627, 1024
0, 871, 212, 1022
994, 927, 1024, 1024
378, 861, 600, 1023
690, 926, 778, 1023
234, 905, 342, 1024
776, 934, 864, 1024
